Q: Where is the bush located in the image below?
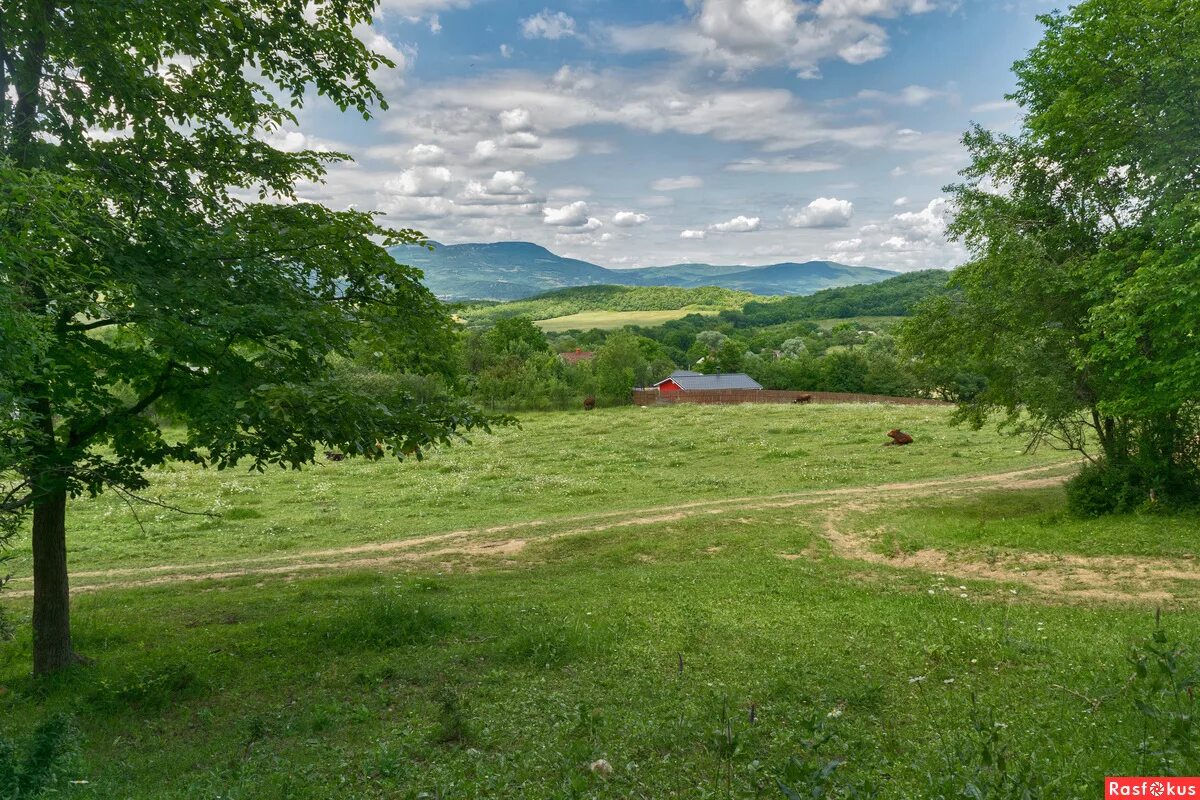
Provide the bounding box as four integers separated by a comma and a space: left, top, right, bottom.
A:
1065, 462, 1152, 516
1066, 460, 1200, 517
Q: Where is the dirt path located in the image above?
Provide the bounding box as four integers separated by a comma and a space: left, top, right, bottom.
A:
813, 502, 1200, 604
10, 461, 1194, 603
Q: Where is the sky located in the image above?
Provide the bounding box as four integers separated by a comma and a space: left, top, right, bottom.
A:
287, 0, 1057, 271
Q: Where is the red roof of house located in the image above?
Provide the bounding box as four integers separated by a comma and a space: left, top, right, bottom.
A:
559, 348, 595, 365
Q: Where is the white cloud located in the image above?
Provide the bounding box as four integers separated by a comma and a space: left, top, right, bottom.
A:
471, 139, 499, 161
543, 201, 592, 226
652, 175, 703, 191
458, 170, 541, 207
499, 43, 513, 58
499, 107, 534, 133
710, 215, 761, 233
406, 143, 447, 165
401, 67, 897, 160
680, 229, 707, 239
789, 197, 854, 228
377, 0, 474, 13
725, 157, 842, 173
428, 14, 442, 33
604, 0, 945, 76
354, 28, 411, 92
522, 10, 578, 40
501, 131, 541, 149
893, 196, 909, 206
386, 166, 454, 197
855, 84, 949, 106
612, 211, 650, 227
887, 197, 951, 240
815, 0, 940, 17
970, 99, 1018, 113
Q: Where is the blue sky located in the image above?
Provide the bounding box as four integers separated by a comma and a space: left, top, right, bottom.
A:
288, 0, 1056, 270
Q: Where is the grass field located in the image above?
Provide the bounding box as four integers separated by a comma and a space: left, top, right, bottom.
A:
534, 308, 721, 332
2, 404, 1198, 798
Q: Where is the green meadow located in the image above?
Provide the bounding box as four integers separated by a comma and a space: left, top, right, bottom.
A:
2, 404, 1197, 798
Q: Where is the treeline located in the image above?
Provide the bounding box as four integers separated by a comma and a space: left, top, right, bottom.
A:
732, 270, 951, 327
447, 311, 982, 411
346, 269, 976, 411
454, 284, 760, 326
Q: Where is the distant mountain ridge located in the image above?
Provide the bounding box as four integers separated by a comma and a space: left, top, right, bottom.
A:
389, 241, 898, 301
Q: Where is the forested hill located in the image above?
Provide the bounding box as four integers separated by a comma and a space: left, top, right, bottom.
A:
732, 269, 953, 326
389, 240, 897, 301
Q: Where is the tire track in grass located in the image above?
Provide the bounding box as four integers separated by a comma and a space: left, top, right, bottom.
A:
5, 463, 1089, 597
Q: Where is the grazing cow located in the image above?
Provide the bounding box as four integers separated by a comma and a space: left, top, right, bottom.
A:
884, 429, 914, 446
325, 451, 346, 461
794, 394, 813, 404
583, 395, 596, 411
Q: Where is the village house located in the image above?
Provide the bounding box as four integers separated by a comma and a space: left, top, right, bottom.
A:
559, 348, 595, 366
652, 370, 763, 393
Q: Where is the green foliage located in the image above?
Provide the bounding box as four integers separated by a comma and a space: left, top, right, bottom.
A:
0, 0, 494, 670
777, 712, 878, 800
0, 714, 79, 799
486, 316, 550, 356
592, 332, 668, 403
739, 270, 951, 326
901, 0, 1200, 507
1128, 620, 1199, 775
1065, 462, 1159, 517
925, 700, 1047, 800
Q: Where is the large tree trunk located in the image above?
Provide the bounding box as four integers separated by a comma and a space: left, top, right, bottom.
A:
31, 489, 76, 675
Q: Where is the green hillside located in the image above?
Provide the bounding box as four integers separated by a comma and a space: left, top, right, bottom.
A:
733, 269, 953, 326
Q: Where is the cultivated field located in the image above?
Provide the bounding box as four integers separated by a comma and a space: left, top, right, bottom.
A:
2, 404, 1198, 797
534, 308, 720, 332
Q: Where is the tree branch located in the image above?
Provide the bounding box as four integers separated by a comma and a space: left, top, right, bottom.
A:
68, 359, 177, 448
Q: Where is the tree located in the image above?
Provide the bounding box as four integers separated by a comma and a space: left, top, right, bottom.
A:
901, 0, 1200, 510
820, 351, 869, 393
694, 330, 728, 353
593, 332, 651, 404
0, 0, 489, 674
486, 316, 549, 357
714, 339, 745, 373
779, 338, 808, 359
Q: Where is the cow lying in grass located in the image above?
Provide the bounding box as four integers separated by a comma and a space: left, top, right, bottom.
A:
884, 429, 914, 446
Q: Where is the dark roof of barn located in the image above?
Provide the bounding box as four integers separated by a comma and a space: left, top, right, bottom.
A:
653, 371, 763, 390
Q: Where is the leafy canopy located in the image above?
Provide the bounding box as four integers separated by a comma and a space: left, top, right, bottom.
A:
901, 0, 1200, 505
0, 0, 487, 512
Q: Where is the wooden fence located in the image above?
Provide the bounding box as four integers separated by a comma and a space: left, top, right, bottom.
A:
631, 388, 949, 407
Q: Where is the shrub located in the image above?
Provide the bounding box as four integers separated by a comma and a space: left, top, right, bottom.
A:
1065, 462, 1152, 516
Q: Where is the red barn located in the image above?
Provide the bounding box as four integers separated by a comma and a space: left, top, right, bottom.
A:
652, 370, 763, 392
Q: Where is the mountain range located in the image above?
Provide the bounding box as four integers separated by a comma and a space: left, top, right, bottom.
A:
388, 241, 899, 301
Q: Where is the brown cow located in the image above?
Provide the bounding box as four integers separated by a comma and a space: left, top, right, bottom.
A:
884, 429, 914, 446
794, 394, 813, 404
583, 395, 596, 411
